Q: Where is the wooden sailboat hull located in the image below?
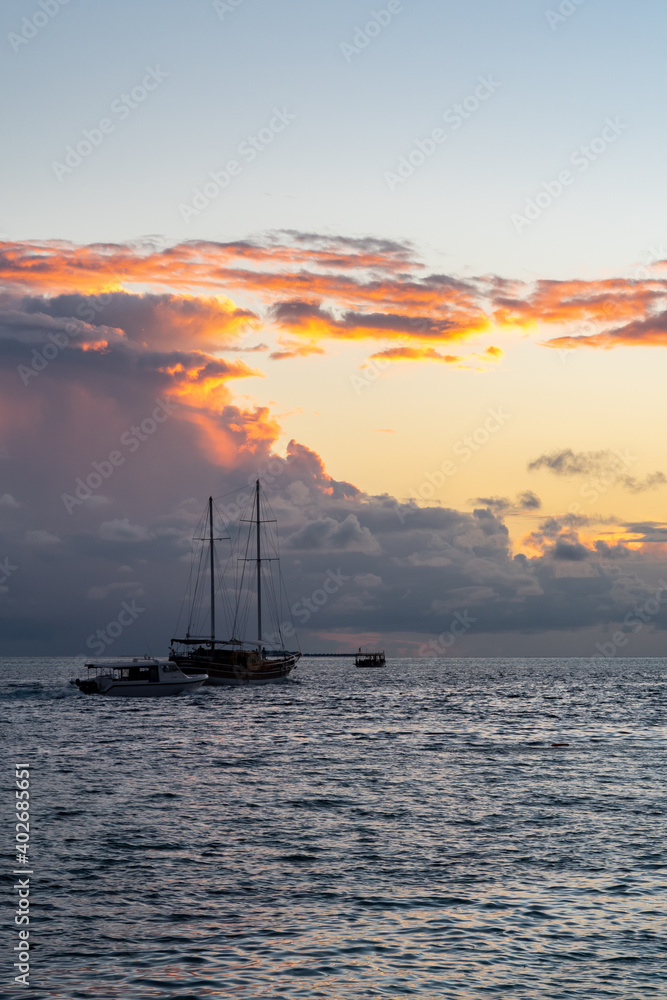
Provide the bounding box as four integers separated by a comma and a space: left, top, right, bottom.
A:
173, 653, 300, 686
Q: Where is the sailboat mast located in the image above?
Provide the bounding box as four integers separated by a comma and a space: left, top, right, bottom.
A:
209, 496, 215, 644
256, 479, 262, 651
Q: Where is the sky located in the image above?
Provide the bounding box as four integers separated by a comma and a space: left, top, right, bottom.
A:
3, 0, 667, 657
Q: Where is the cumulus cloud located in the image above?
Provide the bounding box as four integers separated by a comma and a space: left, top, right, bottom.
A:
25, 530, 60, 546
87, 580, 144, 600
287, 513, 381, 554
23, 291, 259, 352
3, 436, 667, 654
99, 519, 154, 542
4, 233, 667, 654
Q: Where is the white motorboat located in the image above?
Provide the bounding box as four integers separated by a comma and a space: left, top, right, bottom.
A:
71, 656, 207, 696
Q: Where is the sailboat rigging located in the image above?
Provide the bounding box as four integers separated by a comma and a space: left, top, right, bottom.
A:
169, 480, 301, 685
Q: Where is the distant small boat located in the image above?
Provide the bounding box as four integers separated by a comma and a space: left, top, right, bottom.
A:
71, 657, 207, 696
355, 649, 386, 668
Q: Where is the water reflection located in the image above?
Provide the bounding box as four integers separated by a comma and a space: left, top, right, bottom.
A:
4, 656, 667, 997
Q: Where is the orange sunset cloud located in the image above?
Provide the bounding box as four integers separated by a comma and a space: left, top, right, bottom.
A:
4, 236, 667, 369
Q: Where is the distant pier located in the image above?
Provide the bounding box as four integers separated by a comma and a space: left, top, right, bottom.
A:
266, 651, 356, 657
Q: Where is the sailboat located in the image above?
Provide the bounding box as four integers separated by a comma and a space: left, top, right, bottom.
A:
169, 480, 301, 685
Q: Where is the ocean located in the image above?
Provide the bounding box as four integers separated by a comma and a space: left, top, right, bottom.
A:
3, 656, 666, 998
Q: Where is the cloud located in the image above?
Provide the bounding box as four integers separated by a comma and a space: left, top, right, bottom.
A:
551, 537, 589, 561
25, 529, 60, 545
23, 291, 259, 352
470, 491, 542, 514
517, 490, 541, 509
287, 513, 381, 553
3, 436, 667, 654
369, 346, 463, 363
0, 304, 114, 348
99, 519, 154, 542
490, 274, 667, 355
87, 580, 143, 599
593, 540, 632, 560
5, 233, 667, 654
528, 449, 667, 494
6, 234, 667, 367
544, 308, 667, 351
494, 276, 667, 336
269, 299, 483, 344
624, 472, 667, 493
529, 449, 627, 477
0, 493, 20, 508
0, 236, 494, 366
269, 337, 326, 360
0, 292, 278, 477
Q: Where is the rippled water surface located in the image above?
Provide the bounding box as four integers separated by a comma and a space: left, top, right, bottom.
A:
3, 656, 667, 998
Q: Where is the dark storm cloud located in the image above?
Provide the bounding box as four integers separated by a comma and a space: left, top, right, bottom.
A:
551, 539, 589, 561
593, 540, 632, 559
2, 287, 667, 655
2, 426, 667, 654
